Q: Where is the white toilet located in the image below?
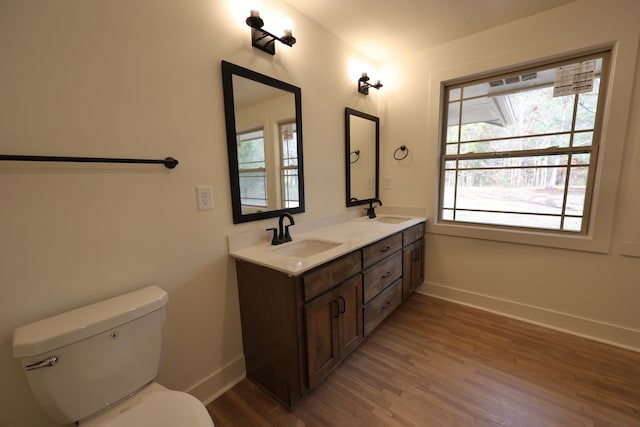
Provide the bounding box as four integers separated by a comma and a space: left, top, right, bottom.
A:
13, 286, 214, 426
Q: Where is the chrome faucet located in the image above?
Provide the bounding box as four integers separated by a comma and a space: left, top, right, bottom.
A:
366, 199, 382, 219
266, 213, 295, 245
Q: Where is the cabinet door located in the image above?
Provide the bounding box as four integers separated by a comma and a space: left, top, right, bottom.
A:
305, 290, 340, 388
337, 275, 363, 357
402, 238, 425, 300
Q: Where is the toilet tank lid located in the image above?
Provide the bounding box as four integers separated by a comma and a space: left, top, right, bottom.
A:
13, 286, 168, 358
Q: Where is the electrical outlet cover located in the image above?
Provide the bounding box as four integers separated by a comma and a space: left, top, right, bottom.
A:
196, 186, 213, 210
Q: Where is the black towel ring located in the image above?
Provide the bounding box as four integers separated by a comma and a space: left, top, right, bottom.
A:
350, 149, 361, 164
393, 145, 409, 160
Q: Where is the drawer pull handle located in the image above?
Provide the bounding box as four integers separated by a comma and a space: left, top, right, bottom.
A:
338, 296, 346, 314
381, 271, 392, 279
380, 246, 391, 253
332, 300, 340, 318
382, 301, 392, 310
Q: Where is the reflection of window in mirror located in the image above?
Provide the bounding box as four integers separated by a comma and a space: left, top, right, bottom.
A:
237, 129, 268, 211
280, 122, 299, 209
238, 123, 298, 213
234, 89, 296, 214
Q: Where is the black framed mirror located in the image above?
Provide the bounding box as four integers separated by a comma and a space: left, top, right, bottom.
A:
222, 61, 305, 224
345, 107, 379, 207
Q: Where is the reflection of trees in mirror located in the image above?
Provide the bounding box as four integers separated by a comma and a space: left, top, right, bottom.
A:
442, 54, 606, 232
280, 122, 299, 209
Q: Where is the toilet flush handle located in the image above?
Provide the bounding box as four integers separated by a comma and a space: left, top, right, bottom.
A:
24, 355, 58, 371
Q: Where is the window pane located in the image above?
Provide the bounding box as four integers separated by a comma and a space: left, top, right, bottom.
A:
445, 160, 457, 170
575, 77, 600, 131
455, 168, 567, 215
572, 153, 590, 165
457, 155, 569, 170
446, 143, 459, 155
455, 210, 562, 230
460, 87, 575, 142
442, 209, 454, 220
573, 131, 593, 147
440, 52, 606, 234
447, 102, 461, 142
566, 164, 589, 216
458, 134, 571, 155
562, 217, 582, 232
442, 171, 457, 209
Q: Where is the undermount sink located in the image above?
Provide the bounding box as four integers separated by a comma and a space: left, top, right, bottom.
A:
374, 216, 410, 224
272, 239, 342, 258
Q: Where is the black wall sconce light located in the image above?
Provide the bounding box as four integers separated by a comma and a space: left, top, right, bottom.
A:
358, 72, 383, 95
246, 10, 296, 55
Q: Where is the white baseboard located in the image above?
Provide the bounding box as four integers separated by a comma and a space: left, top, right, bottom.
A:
418, 282, 640, 353
185, 355, 246, 405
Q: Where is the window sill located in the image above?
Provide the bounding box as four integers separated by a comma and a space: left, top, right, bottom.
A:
427, 221, 610, 254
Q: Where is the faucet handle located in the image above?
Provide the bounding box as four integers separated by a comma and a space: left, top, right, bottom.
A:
266, 227, 278, 245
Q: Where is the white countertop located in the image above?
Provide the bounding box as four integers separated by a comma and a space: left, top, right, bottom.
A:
229, 215, 426, 276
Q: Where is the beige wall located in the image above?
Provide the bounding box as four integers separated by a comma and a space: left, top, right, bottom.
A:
0, 0, 378, 425
2, 0, 639, 425
381, 0, 640, 349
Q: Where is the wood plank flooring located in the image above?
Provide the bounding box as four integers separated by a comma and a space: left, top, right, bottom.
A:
207, 294, 640, 426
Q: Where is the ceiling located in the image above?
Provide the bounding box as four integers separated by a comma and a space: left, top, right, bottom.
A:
281, 0, 578, 62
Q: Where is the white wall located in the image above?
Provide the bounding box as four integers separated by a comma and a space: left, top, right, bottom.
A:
0, 0, 378, 425
380, 0, 640, 349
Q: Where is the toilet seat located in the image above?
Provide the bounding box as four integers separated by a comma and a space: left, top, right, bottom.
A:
80, 384, 214, 427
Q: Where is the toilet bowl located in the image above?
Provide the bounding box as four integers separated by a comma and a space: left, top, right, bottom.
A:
80, 382, 213, 427
12, 286, 214, 426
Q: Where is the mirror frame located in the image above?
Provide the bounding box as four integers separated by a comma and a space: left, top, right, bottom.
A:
221, 61, 305, 224
345, 107, 379, 207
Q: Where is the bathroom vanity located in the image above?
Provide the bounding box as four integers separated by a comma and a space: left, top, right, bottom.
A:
230, 217, 425, 409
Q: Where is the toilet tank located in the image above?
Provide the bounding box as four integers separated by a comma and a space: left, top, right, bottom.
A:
13, 286, 169, 424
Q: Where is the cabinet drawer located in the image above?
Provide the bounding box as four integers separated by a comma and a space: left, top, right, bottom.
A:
362, 233, 402, 269
363, 278, 402, 336
362, 251, 402, 304
303, 251, 362, 302
403, 222, 425, 246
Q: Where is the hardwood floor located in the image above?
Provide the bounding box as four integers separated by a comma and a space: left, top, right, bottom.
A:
207, 294, 640, 426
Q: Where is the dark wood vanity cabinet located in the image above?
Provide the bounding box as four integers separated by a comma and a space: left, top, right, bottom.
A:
302, 251, 362, 388
402, 223, 426, 299
235, 251, 362, 409
362, 234, 403, 337
305, 274, 362, 388
234, 221, 425, 409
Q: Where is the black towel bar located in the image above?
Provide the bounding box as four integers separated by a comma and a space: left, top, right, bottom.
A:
0, 154, 179, 169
